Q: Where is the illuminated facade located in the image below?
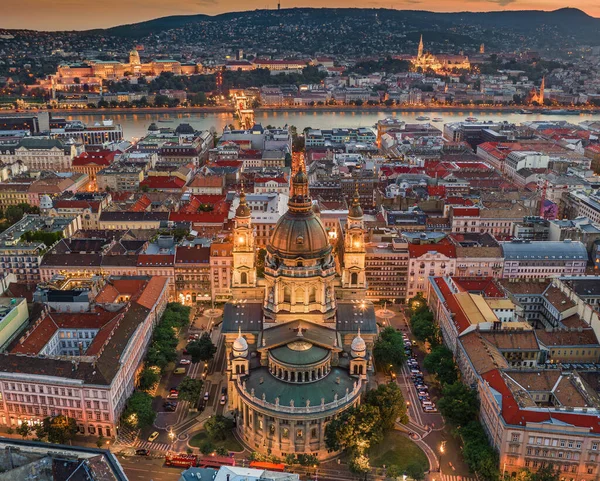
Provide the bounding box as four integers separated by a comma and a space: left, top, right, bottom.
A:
413, 35, 470, 72
223, 165, 377, 459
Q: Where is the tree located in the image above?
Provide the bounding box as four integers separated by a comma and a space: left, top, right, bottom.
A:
177, 377, 203, 404
364, 382, 408, 428
138, 367, 160, 392
424, 346, 458, 386
204, 415, 234, 442
438, 382, 479, 427
200, 440, 215, 454
42, 415, 78, 444
122, 391, 156, 429
96, 436, 105, 448
348, 453, 371, 474
215, 446, 229, 456
406, 462, 426, 481
521, 465, 561, 481
325, 404, 382, 453
34, 424, 46, 441
16, 421, 31, 439
460, 421, 499, 481
187, 332, 216, 364
373, 327, 406, 368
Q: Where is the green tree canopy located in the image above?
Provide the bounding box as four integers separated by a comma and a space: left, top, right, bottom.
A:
42, 415, 78, 444
122, 391, 156, 429
406, 461, 426, 481
364, 382, 408, 429
438, 382, 479, 427
324, 404, 382, 453
373, 327, 406, 368
137, 367, 160, 392
423, 345, 458, 386
187, 332, 217, 364
177, 376, 204, 404
204, 415, 234, 442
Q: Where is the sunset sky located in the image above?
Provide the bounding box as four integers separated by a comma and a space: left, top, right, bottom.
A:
2, 0, 599, 31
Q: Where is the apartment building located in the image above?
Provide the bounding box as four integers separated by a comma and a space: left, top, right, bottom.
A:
365, 239, 409, 301
210, 241, 233, 302
407, 240, 456, 300
501, 240, 588, 279
0, 276, 169, 437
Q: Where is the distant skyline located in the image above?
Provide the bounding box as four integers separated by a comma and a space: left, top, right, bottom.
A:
2, 0, 599, 31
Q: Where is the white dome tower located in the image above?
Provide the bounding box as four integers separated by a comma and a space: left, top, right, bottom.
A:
351, 328, 366, 358
40, 195, 53, 214
232, 327, 249, 358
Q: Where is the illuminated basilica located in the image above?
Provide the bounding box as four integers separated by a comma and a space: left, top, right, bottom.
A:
222, 165, 377, 458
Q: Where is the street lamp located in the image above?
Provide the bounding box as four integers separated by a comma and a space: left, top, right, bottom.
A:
439, 441, 446, 473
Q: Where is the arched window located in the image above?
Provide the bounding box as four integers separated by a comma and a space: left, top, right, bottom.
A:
296, 260, 303, 267
351, 272, 358, 285
240, 272, 248, 284
295, 287, 305, 303
309, 287, 316, 303
284, 286, 291, 302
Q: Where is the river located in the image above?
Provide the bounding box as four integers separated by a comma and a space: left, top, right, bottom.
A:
63, 110, 600, 142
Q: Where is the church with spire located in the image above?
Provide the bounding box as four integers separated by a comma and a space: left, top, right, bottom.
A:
222, 164, 377, 458
527, 77, 545, 105
413, 34, 471, 72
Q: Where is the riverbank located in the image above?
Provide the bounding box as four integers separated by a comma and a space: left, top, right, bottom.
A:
3, 105, 600, 116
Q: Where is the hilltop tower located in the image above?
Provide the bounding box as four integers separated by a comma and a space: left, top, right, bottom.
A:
417, 34, 424, 59
480, 43, 485, 54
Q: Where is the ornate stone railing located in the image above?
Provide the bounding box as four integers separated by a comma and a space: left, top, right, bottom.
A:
236, 376, 361, 414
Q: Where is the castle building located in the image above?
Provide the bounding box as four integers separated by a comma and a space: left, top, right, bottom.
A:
412, 34, 470, 73
44, 50, 202, 91
223, 164, 377, 458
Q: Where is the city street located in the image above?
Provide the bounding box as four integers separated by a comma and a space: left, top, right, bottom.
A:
378, 304, 474, 481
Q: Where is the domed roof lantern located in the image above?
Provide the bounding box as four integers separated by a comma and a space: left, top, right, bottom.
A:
288, 163, 311, 213
235, 182, 251, 218
351, 328, 367, 358
348, 183, 363, 219
233, 327, 248, 358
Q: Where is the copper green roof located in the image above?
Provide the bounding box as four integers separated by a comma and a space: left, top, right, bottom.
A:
270, 343, 329, 365
243, 366, 356, 408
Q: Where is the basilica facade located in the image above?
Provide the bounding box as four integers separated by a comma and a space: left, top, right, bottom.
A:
222, 166, 377, 458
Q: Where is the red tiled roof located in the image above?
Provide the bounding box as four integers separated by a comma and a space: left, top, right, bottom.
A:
189, 175, 223, 188
255, 177, 287, 185
168, 212, 227, 224
408, 242, 456, 259
131, 195, 152, 212
452, 277, 505, 298
72, 150, 117, 167
175, 245, 211, 264
137, 254, 175, 267
452, 207, 480, 217
140, 176, 185, 190
445, 197, 474, 206
427, 185, 446, 197
481, 370, 600, 432
53, 199, 101, 213
433, 277, 470, 333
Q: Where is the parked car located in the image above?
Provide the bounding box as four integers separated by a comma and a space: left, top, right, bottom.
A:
174, 367, 186, 375
220, 394, 227, 405
135, 449, 150, 456
179, 359, 191, 365
424, 406, 438, 413
204, 391, 210, 401
167, 392, 179, 399
148, 431, 159, 442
